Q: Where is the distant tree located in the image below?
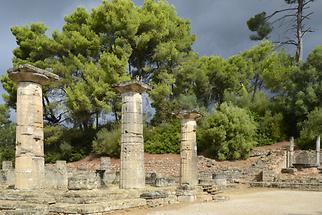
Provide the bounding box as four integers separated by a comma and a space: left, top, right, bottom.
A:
1, 0, 195, 128
198, 103, 257, 160
298, 108, 322, 149
247, 0, 315, 62
0, 105, 15, 164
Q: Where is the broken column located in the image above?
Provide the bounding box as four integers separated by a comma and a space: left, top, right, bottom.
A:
114, 80, 150, 189
288, 137, 295, 168
316, 136, 320, 167
177, 111, 201, 187
8, 64, 59, 190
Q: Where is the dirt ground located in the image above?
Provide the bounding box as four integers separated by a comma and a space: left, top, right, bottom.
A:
110, 189, 322, 215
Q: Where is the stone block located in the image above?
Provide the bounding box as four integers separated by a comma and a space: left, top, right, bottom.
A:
145, 172, 157, 185
122, 122, 143, 135
2, 161, 13, 170
155, 177, 176, 187
281, 168, 297, 174
140, 191, 169, 199
68, 173, 100, 190
32, 157, 45, 188
100, 157, 111, 170
120, 134, 143, 143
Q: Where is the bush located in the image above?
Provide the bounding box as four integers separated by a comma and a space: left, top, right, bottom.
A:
198, 102, 257, 160
144, 120, 180, 154
44, 125, 95, 163
298, 108, 322, 149
256, 111, 286, 145
92, 127, 121, 157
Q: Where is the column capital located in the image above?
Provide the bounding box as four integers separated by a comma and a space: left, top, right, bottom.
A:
177, 110, 202, 120
8, 64, 59, 85
113, 80, 151, 94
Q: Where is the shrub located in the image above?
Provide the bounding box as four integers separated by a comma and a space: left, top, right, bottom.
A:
298, 108, 322, 149
44, 125, 95, 163
144, 120, 180, 154
256, 111, 286, 145
92, 127, 121, 157
198, 102, 257, 160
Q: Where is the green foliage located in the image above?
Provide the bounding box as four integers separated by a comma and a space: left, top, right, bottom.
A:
176, 94, 199, 111
198, 103, 257, 160
0, 105, 15, 164
247, 12, 272, 40
256, 111, 286, 145
92, 127, 121, 157
44, 125, 95, 163
144, 120, 180, 154
298, 108, 322, 149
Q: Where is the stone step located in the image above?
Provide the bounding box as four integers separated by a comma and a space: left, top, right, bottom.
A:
0, 200, 49, 215
56, 192, 134, 204
48, 198, 146, 214
0, 191, 56, 204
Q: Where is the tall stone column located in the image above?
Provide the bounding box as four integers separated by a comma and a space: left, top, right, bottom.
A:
177, 111, 201, 187
316, 136, 320, 167
114, 80, 150, 189
288, 136, 295, 168
8, 64, 59, 190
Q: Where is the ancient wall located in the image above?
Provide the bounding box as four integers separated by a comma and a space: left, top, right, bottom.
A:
294, 150, 320, 167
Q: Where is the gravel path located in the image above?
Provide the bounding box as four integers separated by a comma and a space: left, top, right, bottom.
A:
149, 190, 322, 215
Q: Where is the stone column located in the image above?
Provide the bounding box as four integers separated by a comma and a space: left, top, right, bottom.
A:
114, 80, 150, 189
288, 136, 295, 168
56, 160, 68, 190
316, 136, 320, 167
177, 111, 201, 187
100, 157, 111, 171
8, 64, 59, 190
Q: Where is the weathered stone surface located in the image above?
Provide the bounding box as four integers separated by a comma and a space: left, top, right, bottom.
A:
213, 174, 227, 186
68, 173, 100, 190
281, 168, 297, 174
113, 80, 151, 94
177, 111, 201, 187
316, 136, 320, 167
8, 64, 59, 85
114, 81, 149, 189
8, 65, 58, 190
140, 191, 168, 199
2, 161, 13, 170
100, 157, 111, 171
49, 198, 146, 214
294, 150, 317, 167
155, 177, 176, 187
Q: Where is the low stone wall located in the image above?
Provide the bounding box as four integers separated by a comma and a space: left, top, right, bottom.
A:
0, 158, 177, 190
294, 150, 319, 167
198, 150, 286, 184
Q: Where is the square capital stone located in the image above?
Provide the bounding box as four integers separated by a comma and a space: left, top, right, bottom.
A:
177, 110, 202, 120
8, 64, 59, 85
113, 80, 151, 94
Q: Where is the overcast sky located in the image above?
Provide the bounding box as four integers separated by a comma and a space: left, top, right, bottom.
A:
1, 0, 322, 102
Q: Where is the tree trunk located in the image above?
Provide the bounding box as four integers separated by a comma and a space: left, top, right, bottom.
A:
295, 0, 304, 62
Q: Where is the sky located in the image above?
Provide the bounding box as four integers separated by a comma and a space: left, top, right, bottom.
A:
1, 0, 322, 102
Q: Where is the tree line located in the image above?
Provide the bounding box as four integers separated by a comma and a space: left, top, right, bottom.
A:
0, 0, 321, 163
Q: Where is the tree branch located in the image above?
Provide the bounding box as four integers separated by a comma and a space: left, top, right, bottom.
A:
266, 8, 297, 20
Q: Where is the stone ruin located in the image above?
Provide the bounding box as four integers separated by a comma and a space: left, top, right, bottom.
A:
1, 64, 322, 214
0, 65, 217, 214
285, 136, 321, 169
